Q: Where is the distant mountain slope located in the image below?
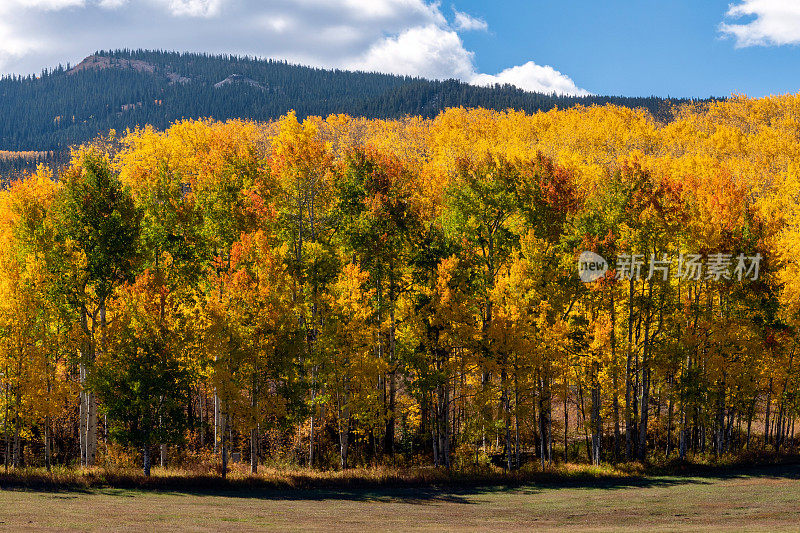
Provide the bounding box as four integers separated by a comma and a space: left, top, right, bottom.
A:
0, 49, 714, 153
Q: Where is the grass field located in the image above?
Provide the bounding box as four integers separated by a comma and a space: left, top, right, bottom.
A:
1, 464, 799, 532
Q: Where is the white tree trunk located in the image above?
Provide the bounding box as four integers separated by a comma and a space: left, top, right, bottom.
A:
214, 391, 221, 453
45, 416, 51, 472
143, 445, 151, 476
79, 306, 100, 468
339, 401, 350, 469
250, 427, 258, 473
86, 391, 97, 466
220, 411, 228, 478
79, 366, 87, 466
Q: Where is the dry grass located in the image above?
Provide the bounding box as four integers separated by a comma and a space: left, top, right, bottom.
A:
0, 151, 52, 160
0, 462, 642, 492
2, 452, 798, 492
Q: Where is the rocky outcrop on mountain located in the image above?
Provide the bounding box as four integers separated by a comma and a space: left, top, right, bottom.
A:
68, 54, 192, 85
213, 74, 266, 90
68, 54, 156, 74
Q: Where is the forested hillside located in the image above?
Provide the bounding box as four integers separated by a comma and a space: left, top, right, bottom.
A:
0, 49, 705, 154
1, 96, 799, 475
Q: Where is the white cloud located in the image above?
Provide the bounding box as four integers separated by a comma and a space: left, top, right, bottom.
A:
98, 0, 128, 8
452, 8, 487, 32
259, 15, 292, 33
472, 61, 591, 96
13, 0, 85, 9
0, 0, 82, 71
0, 0, 84, 11
159, 0, 223, 17
0, 0, 589, 96
348, 25, 475, 80
350, 25, 589, 96
0, 26, 43, 72
296, 0, 446, 25
720, 0, 800, 47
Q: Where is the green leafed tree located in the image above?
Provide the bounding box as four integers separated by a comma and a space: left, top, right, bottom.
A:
54, 149, 141, 466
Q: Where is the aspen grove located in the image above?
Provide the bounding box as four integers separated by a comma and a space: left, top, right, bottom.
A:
3, 95, 800, 475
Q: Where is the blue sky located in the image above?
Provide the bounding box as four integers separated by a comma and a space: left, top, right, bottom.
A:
0, 0, 797, 97
456, 0, 799, 97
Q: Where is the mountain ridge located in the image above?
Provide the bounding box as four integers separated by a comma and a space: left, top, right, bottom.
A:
0, 49, 717, 158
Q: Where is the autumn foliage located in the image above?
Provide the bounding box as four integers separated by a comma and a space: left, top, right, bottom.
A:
2, 96, 800, 474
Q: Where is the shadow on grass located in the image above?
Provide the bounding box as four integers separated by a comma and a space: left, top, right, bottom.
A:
3, 462, 800, 504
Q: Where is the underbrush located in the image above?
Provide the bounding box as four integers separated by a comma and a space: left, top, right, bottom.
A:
1, 452, 798, 491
